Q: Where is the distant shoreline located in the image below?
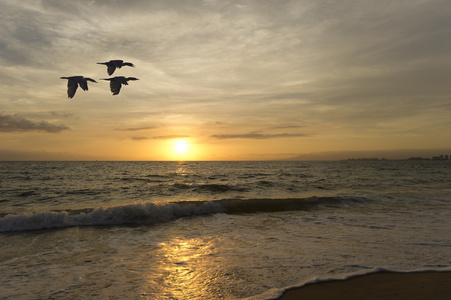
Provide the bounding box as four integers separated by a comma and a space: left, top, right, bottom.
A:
343, 156, 450, 161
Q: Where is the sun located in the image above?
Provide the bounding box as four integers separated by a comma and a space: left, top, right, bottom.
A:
174, 140, 189, 154
165, 138, 202, 161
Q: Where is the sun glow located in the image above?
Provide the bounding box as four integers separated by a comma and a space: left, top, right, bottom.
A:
160, 138, 206, 161
174, 140, 189, 154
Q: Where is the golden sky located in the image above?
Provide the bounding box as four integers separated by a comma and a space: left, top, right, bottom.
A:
1, 0, 451, 160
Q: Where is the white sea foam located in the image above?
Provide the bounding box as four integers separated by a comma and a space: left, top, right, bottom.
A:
0, 196, 372, 232
0, 201, 225, 232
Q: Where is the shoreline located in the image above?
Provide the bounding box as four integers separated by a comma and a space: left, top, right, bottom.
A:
276, 271, 451, 300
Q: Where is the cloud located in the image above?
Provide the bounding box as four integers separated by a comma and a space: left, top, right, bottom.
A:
0, 1, 58, 67
0, 148, 111, 161
271, 125, 307, 130
49, 111, 74, 118
131, 136, 149, 141
130, 134, 190, 141
0, 114, 70, 133
116, 126, 156, 131
151, 135, 190, 140
211, 132, 308, 140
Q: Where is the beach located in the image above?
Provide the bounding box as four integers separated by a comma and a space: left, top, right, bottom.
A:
277, 271, 451, 300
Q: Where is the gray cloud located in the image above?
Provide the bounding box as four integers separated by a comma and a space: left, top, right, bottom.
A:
212, 132, 308, 140
49, 111, 74, 118
116, 126, 156, 131
0, 1, 58, 67
0, 114, 70, 133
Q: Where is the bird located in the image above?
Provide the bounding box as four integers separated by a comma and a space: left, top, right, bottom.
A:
97, 60, 135, 75
60, 76, 97, 99
100, 76, 139, 95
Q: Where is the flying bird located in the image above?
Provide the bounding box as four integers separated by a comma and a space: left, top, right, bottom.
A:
60, 76, 97, 99
100, 76, 139, 95
97, 60, 135, 75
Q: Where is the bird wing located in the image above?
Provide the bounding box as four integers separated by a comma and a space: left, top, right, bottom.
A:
67, 78, 78, 99
107, 64, 116, 75
110, 80, 122, 95
78, 78, 89, 91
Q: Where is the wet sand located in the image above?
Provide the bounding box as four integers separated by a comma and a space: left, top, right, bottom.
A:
276, 271, 451, 300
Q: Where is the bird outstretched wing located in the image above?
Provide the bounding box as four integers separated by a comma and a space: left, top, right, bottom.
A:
67, 78, 78, 99
77, 78, 89, 91
107, 64, 116, 75
110, 80, 122, 95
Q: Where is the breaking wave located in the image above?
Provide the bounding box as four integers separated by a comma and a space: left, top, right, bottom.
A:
0, 196, 367, 232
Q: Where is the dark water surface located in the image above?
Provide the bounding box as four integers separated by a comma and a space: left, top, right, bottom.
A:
1, 161, 450, 299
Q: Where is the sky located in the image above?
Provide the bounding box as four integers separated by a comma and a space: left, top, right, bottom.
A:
1, 0, 451, 161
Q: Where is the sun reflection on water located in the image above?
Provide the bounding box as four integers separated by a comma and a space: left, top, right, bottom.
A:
156, 237, 224, 299
175, 161, 189, 177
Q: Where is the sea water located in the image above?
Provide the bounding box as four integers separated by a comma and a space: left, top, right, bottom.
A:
0, 161, 450, 299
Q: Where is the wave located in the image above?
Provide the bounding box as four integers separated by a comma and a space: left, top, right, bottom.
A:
0, 196, 366, 232
218, 196, 365, 214
172, 183, 249, 193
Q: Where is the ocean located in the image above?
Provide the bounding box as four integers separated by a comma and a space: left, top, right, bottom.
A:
1, 161, 450, 299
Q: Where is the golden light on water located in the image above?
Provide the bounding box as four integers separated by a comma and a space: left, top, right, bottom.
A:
156, 238, 218, 299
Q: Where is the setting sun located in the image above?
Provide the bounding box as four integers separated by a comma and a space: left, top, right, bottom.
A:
174, 140, 188, 154
158, 138, 205, 161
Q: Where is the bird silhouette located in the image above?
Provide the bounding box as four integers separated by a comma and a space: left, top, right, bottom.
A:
100, 76, 139, 95
97, 60, 135, 75
60, 76, 97, 99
